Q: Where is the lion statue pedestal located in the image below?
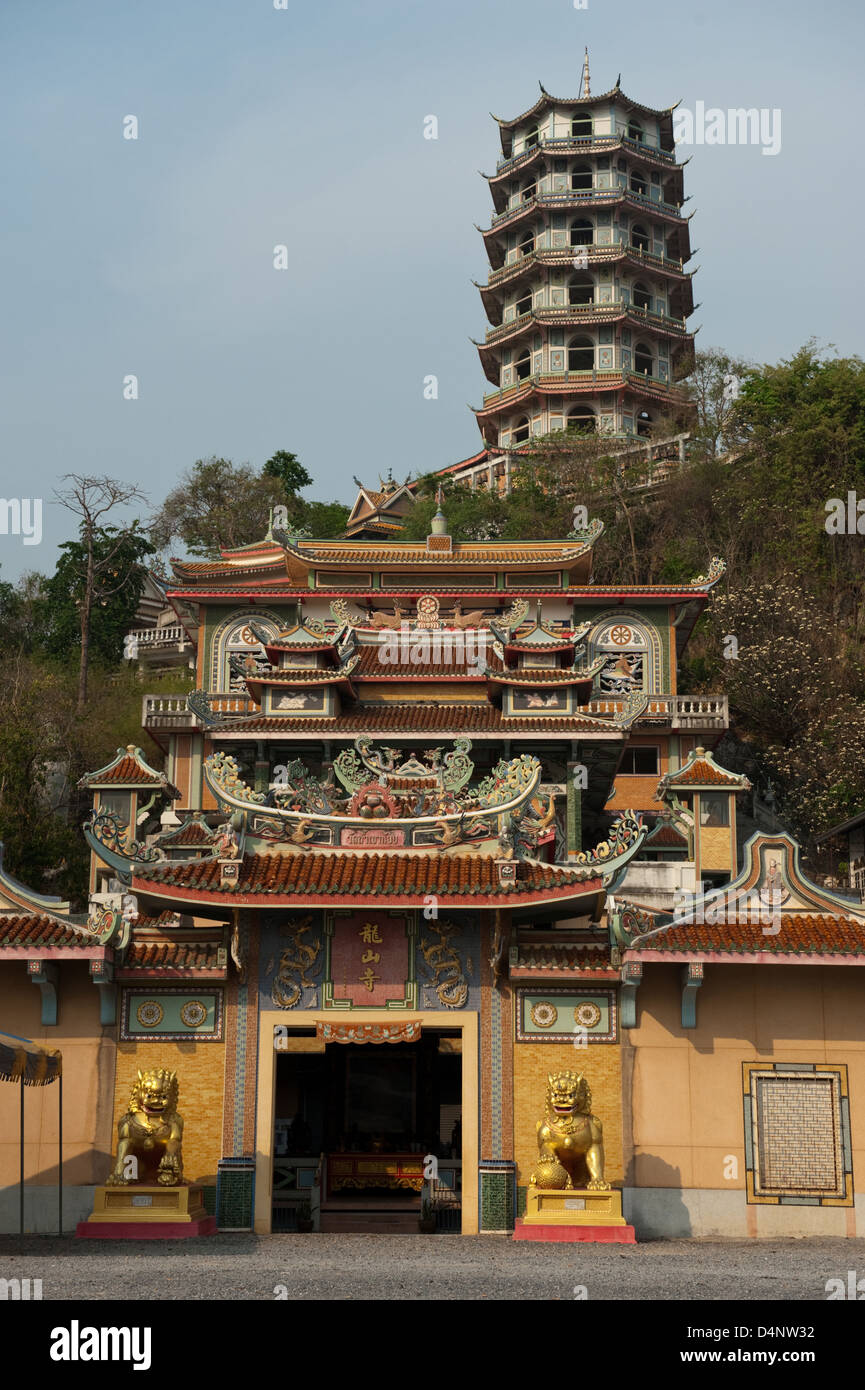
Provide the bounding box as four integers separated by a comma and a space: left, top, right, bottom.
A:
514, 1070, 635, 1244
77, 1069, 216, 1239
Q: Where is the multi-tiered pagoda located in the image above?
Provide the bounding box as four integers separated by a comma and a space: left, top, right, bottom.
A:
473, 53, 695, 455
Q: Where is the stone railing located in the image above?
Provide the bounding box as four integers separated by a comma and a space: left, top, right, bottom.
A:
494, 131, 678, 177
128, 625, 189, 648
142, 692, 256, 730
586, 695, 728, 729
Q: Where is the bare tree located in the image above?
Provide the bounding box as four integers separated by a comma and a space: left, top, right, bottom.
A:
55, 475, 148, 709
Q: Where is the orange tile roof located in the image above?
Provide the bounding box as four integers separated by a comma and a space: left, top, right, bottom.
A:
668, 757, 743, 786
210, 703, 618, 734
121, 935, 225, 975
636, 914, 865, 955
0, 914, 91, 948
134, 851, 602, 900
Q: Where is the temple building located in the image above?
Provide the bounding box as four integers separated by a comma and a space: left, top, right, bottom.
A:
2, 68, 864, 1241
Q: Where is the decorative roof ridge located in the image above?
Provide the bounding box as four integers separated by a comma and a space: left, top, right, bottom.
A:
78, 744, 180, 796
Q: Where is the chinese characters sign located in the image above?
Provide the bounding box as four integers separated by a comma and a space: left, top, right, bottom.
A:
325, 913, 414, 1008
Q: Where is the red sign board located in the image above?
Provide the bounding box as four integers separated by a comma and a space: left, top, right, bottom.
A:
329, 912, 409, 1007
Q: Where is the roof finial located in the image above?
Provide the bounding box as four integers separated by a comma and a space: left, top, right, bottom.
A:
582, 47, 591, 100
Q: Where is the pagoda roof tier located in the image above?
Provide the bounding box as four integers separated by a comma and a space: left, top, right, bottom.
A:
657, 745, 751, 795
207, 703, 629, 737
479, 306, 692, 360
475, 369, 694, 416
481, 190, 689, 242
486, 135, 686, 187
478, 264, 695, 325
78, 744, 180, 797
255, 615, 352, 665
169, 534, 602, 589
482, 247, 692, 295
130, 849, 618, 911
243, 662, 359, 703
494, 81, 678, 150
485, 664, 604, 692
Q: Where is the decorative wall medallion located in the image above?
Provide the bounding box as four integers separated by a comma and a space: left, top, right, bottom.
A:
180, 1000, 208, 1029
517, 988, 617, 1043
415, 594, 441, 629
574, 1001, 602, 1029
136, 1000, 164, 1029
121, 989, 224, 1041
530, 1001, 558, 1029
609, 624, 633, 646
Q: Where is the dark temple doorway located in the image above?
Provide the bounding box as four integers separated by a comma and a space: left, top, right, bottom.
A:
273, 1030, 462, 1232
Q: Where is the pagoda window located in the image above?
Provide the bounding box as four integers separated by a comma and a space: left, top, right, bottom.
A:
630, 169, 648, 195
700, 793, 730, 828
627, 117, 644, 143
634, 341, 654, 376
521, 177, 536, 203
567, 336, 594, 372
568, 274, 594, 305
636, 409, 653, 437
518, 225, 536, 257
569, 218, 593, 246
524, 125, 540, 150
566, 405, 596, 433
571, 110, 593, 138
631, 223, 649, 252
515, 349, 532, 381
619, 746, 659, 775
632, 281, 652, 311
512, 416, 531, 443
211, 612, 282, 692
98, 790, 132, 825
515, 292, 532, 317
571, 165, 593, 191
592, 619, 658, 694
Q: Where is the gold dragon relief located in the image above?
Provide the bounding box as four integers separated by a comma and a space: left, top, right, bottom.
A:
418, 920, 469, 1009
266, 914, 323, 1008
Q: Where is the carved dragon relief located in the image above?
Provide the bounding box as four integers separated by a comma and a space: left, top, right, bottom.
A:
418, 920, 469, 1009
265, 914, 323, 1008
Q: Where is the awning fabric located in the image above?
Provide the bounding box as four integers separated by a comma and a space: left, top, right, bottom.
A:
0, 1031, 62, 1085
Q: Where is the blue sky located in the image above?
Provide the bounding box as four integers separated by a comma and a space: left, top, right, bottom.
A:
1, 0, 861, 579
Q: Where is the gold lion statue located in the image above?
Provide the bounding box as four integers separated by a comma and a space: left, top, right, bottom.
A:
106, 1068, 184, 1187
530, 1070, 610, 1191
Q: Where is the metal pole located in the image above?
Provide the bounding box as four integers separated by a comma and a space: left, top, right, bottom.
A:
58, 1072, 63, 1236
19, 1075, 24, 1236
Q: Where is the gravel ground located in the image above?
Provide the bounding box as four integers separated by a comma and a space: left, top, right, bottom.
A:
1, 1233, 862, 1300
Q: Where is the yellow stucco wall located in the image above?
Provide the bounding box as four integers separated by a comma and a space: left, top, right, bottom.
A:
626, 963, 865, 1192
513, 1040, 623, 1188
113, 1041, 226, 1185
0, 962, 115, 1188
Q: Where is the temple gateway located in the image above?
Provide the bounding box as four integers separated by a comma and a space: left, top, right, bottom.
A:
1, 68, 863, 1239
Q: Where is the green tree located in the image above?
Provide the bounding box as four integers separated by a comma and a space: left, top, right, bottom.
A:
41, 526, 155, 672
150, 457, 285, 557
263, 449, 312, 495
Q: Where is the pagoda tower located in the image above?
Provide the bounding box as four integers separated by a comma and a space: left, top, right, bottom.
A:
473, 52, 696, 449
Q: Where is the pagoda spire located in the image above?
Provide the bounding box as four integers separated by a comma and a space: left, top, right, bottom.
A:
581, 47, 591, 99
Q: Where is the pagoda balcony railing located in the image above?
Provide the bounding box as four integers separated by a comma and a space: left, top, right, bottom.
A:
485, 302, 688, 346
586, 694, 729, 729
490, 186, 683, 232
128, 624, 190, 649
481, 364, 686, 408
486, 242, 685, 288
143, 691, 256, 730
494, 131, 678, 177
494, 185, 683, 229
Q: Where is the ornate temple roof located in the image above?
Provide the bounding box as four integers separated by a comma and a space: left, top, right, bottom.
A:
131, 849, 611, 909
657, 745, 751, 795
78, 744, 181, 797
0, 914, 93, 949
